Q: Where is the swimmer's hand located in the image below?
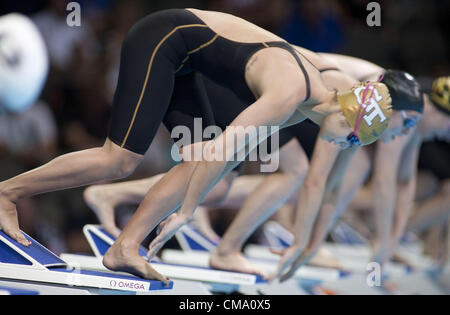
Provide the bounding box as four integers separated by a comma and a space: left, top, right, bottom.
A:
147, 213, 192, 260
0, 196, 31, 247
371, 241, 391, 266
268, 244, 308, 283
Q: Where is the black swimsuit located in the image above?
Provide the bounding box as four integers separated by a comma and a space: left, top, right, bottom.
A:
108, 9, 311, 155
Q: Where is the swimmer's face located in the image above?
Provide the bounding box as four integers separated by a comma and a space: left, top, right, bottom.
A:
320, 112, 354, 149
380, 111, 406, 143
401, 110, 422, 132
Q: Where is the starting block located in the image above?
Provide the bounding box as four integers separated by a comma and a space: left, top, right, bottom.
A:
61, 225, 266, 294
170, 223, 344, 283
161, 248, 342, 283
253, 221, 419, 279
0, 285, 39, 295
262, 221, 294, 250
330, 221, 369, 246
257, 222, 443, 295
0, 229, 173, 294
175, 225, 219, 252
83, 225, 148, 259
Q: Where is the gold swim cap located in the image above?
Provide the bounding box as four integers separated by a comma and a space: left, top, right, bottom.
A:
338, 82, 392, 145
431, 77, 450, 115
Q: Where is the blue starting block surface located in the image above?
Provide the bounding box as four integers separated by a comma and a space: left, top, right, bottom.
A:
0, 230, 65, 268
151, 261, 266, 284
170, 222, 344, 283
175, 225, 219, 252
0, 229, 173, 293
262, 221, 294, 249
83, 225, 148, 258
330, 222, 369, 246
73, 225, 265, 286
0, 286, 39, 295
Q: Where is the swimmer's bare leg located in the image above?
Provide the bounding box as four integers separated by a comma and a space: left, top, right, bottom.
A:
406, 180, 450, 233
211, 140, 308, 276
103, 161, 199, 280
216, 175, 266, 209
157, 171, 237, 241
84, 142, 237, 237
191, 206, 221, 243
103, 144, 238, 280
84, 174, 166, 237
85, 170, 237, 238
103, 163, 239, 280
0, 139, 142, 246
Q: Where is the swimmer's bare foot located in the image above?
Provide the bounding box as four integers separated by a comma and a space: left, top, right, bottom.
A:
103, 241, 170, 285
309, 247, 345, 270
84, 186, 121, 238
0, 194, 31, 247
210, 249, 268, 278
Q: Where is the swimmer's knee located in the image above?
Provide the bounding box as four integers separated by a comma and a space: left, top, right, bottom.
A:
292, 161, 309, 182
175, 160, 199, 175
206, 178, 232, 206
281, 159, 309, 184
279, 139, 309, 183
179, 142, 209, 162
102, 139, 143, 179
112, 157, 141, 179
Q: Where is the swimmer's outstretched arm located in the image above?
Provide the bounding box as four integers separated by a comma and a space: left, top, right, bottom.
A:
0, 139, 142, 246
210, 141, 309, 275
371, 133, 414, 264
385, 134, 421, 258
271, 141, 359, 281
269, 139, 340, 280
146, 89, 303, 259
290, 145, 360, 263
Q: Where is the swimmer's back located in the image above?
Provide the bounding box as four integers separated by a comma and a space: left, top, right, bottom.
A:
186, 9, 285, 44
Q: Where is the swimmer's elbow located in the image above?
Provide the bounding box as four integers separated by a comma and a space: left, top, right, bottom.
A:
267, 92, 302, 123
265, 85, 303, 107
285, 86, 307, 107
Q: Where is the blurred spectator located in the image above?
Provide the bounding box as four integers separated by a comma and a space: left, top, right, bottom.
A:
0, 101, 58, 166
207, 0, 289, 32
33, 0, 97, 71
279, 0, 344, 52
0, 0, 46, 16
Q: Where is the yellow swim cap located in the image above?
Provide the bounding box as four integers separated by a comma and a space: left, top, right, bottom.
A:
431, 77, 450, 115
338, 82, 392, 145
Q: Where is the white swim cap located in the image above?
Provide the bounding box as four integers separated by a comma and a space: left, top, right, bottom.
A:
0, 13, 49, 113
